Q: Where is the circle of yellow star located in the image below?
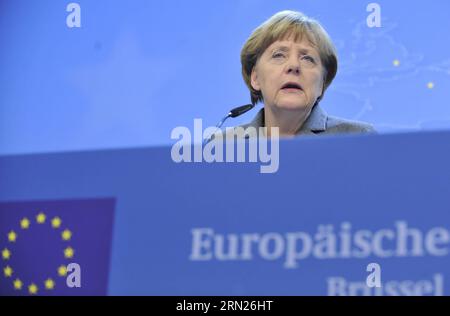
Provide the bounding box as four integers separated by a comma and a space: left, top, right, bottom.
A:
36, 212, 46, 224
28, 283, 38, 295
13, 278, 23, 290
427, 82, 434, 89
64, 247, 74, 259
20, 217, 30, 229
58, 265, 67, 277
62, 229, 72, 241
8, 231, 17, 243
44, 278, 55, 290
51, 217, 62, 229
4, 213, 75, 294
2, 248, 11, 260
393, 59, 400, 67
4, 265, 13, 277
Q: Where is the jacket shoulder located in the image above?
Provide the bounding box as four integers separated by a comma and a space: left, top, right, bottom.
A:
325, 115, 376, 134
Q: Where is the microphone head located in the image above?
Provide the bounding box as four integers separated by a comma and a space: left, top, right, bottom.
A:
229, 104, 254, 118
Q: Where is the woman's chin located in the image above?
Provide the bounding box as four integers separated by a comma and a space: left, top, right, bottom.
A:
273, 102, 310, 111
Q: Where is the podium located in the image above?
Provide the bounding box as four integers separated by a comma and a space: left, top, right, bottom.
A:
1, 131, 449, 295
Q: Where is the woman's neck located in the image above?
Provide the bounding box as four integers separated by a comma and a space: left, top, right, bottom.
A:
263, 106, 312, 137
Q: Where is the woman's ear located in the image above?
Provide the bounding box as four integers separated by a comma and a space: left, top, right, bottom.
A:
250, 68, 261, 91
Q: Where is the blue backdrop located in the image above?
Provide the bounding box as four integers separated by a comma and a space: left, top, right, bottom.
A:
1, 0, 450, 155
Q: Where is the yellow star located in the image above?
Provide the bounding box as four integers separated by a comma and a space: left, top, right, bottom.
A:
427, 82, 434, 89
20, 217, 30, 229
64, 246, 74, 259
62, 229, 72, 241
28, 283, 38, 295
2, 248, 11, 260
4, 265, 13, 277
36, 212, 46, 224
51, 217, 62, 229
8, 231, 17, 242
44, 278, 55, 290
58, 265, 67, 277
393, 59, 400, 67
13, 278, 23, 290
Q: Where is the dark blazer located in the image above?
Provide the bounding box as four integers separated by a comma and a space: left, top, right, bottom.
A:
220, 105, 375, 139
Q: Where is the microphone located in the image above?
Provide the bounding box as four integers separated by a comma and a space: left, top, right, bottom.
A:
203, 103, 255, 145
229, 104, 254, 118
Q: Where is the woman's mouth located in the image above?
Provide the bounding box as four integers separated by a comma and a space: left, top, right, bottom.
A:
280, 82, 303, 93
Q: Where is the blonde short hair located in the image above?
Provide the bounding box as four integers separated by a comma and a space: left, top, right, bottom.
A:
241, 10, 338, 105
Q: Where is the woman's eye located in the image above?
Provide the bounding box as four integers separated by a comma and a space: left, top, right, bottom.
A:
301, 55, 316, 63
272, 52, 286, 59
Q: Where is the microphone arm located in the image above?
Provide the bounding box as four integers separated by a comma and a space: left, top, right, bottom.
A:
202, 104, 254, 145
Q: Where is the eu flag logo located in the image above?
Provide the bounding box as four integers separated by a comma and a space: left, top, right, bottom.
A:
0, 198, 115, 295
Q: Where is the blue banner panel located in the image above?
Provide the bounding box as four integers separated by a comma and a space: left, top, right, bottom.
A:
1, 132, 449, 295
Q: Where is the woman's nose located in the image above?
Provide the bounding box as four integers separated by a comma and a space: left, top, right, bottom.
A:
286, 58, 301, 75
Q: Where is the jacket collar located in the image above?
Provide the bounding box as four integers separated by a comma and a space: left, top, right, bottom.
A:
248, 105, 328, 134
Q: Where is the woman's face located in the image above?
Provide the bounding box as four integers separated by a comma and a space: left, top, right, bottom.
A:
251, 35, 324, 112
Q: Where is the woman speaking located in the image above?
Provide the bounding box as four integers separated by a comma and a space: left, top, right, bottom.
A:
228, 10, 375, 138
